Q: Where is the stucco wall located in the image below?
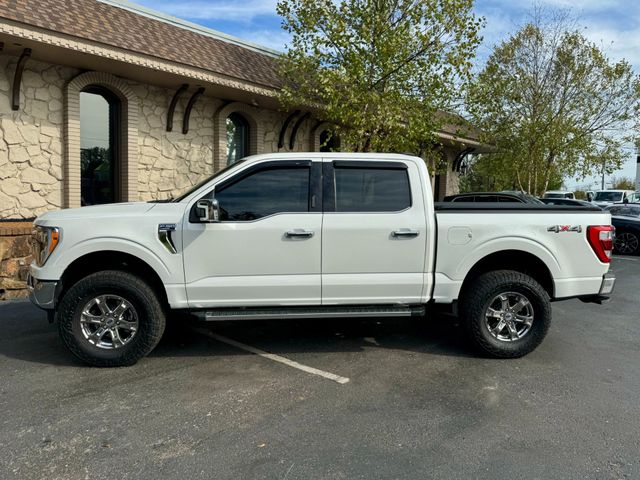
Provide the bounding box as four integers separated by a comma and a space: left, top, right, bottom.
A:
0, 54, 317, 217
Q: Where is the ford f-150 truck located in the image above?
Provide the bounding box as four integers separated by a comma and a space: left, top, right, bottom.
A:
28, 153, 616, 366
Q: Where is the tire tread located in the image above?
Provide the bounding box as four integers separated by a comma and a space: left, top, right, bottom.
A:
459, 270, 551, 359
57, 270, 166, 367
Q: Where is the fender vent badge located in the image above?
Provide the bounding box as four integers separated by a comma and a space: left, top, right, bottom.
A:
158, 224, 178, 253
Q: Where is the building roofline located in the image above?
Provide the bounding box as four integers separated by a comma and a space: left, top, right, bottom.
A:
98, 0, 282, 58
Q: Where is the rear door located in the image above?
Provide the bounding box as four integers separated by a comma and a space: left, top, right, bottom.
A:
321, 159, 427, 304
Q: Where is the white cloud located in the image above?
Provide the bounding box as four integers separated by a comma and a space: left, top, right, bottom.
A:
582, 22, 640, 70
235, 29, 291, 52
141, 0, 278, 22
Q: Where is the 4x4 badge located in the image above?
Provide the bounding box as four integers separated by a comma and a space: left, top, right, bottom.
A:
547, 225, 582, 233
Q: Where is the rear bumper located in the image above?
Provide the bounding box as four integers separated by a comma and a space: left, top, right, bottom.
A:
27, 274, 58, 310
599, 271, 616, 295
578, 271, 615, 304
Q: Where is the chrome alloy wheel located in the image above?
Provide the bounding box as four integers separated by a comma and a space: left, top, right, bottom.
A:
615, 232, 639, 255
79, 295, 139, 349
484, 292, 534, 342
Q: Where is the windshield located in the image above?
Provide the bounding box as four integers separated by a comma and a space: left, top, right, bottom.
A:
544, 193, 564, 199
172, 160, 246, 202
594, 191, 623, 202
607, 205, 640, 218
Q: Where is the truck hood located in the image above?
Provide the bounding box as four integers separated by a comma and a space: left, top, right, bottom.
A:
35, 202, 158, 224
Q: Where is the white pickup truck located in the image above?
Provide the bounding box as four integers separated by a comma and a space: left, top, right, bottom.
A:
28, 153, 616, 366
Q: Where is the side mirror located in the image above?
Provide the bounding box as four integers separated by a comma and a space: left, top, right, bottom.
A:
195, 198, 220, 222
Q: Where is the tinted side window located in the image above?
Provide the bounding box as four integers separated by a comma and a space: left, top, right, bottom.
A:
215, 167, 309, 221
334, 167, 411, 212
476, 195, 498, 202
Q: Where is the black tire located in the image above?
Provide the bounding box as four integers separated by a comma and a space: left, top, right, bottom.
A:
459, 270, 551, 358
614, 231, 639, 255
58, 270, 166, 367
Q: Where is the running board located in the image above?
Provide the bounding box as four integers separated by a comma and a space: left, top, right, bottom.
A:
192, 305, 425, 322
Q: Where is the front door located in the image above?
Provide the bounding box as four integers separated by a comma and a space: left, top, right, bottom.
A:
321, 159, 427, 304
182, 160, 322, 308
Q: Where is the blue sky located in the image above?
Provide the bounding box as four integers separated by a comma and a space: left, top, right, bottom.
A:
135, 0, 640, 189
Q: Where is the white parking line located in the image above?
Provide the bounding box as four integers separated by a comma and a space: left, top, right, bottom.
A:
191, 327, 350, 385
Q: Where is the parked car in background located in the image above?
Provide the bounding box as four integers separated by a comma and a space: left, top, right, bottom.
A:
543, 190, 575, 199
606, 204, 640, 255
539, 198, 596, 207
443, 191, 543, 204
612, 192, 640, 204
591, 190, 636, 208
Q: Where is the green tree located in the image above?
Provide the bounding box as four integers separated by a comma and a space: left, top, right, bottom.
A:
466, 9, 640, 196
611, 176, 636, 190
277, 0, 483, 154
460, 153, 562, 193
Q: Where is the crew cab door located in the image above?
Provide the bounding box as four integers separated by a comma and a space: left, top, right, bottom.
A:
321, 159, 428, 304
182, 160, 322, 308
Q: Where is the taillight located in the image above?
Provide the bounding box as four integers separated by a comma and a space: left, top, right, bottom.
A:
587, 225, 614, 263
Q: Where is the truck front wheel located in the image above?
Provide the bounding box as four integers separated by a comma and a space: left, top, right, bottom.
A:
57, 270, 166, 367
459, 270, 551, 358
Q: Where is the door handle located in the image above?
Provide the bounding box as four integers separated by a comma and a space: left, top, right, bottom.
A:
392, 229, 419, 238
285, 229, 315, 239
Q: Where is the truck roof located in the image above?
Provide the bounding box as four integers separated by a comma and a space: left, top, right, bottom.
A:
241, 152, 422, 161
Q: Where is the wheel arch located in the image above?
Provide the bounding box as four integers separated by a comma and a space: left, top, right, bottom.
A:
459, 250, 555, 299
57, 250, 169, 308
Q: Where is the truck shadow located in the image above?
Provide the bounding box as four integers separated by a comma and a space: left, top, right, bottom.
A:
0, 301, 475, 368
154, 313, 477, 360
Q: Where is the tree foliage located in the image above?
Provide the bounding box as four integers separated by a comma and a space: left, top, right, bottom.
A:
610, 176, 636, 190
466, 9, 640, 196
277, 0, 483, 154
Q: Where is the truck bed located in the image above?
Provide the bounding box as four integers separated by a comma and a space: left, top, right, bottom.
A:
434, 203, 602, 212
432, 203, 612, 302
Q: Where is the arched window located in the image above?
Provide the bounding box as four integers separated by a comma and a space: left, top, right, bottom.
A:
319, 130, 340, 152
226, 113, 250, 165
80, 86, 120, 206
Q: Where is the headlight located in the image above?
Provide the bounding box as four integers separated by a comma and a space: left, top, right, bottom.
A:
32, 226, 60, 267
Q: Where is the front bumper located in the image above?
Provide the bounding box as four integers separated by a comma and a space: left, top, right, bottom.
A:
27, 274, 58, 310
579, 271, 616, 304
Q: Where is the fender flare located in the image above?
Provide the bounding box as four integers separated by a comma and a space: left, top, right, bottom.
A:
454, 237, 561, 282
51, 237, 172, 284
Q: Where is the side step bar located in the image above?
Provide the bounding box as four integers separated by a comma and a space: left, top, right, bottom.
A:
192, 305, 426, 322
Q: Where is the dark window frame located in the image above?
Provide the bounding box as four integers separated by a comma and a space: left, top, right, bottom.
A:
190, 160, 322, 223
323, 161, 412, 213
319, 130, 340, 152
226, 112, 250, 166
80, 85, 121, 205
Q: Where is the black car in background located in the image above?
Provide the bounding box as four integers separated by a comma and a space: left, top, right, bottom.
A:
443, 191, 543, 204
606, 204, 640, 255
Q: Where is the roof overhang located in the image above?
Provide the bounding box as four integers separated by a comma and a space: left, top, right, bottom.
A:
435, 130, 496, 154
0, 19, 282, 109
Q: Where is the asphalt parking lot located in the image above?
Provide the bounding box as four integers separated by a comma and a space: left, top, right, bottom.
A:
1, 257, 639, 480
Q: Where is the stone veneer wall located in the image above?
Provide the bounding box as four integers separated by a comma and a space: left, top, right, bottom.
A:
0, 222, 32, 300
0, 53, 317, 217
0, 55, 77, 218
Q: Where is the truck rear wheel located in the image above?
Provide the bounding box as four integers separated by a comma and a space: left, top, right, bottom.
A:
58, 270, 166, 367
459, 270, 551, 358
